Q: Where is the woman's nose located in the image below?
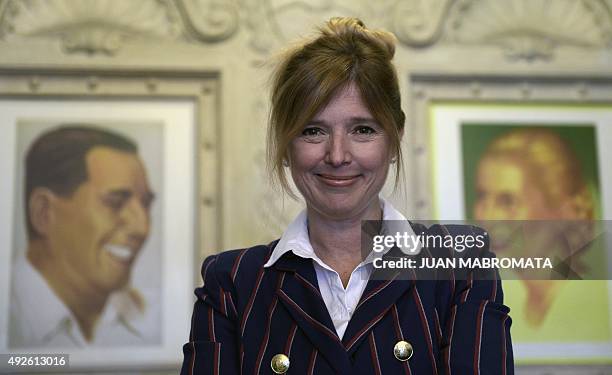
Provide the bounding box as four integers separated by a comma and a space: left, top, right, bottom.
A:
476, 199, 509, 220
324, 132, 351, 166
475, 198, 494, 220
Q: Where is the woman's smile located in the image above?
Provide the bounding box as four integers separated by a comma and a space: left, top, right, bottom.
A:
316, 173, 362, 187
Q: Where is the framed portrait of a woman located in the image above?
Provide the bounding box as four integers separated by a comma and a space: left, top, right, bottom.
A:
428, 102, 612, 364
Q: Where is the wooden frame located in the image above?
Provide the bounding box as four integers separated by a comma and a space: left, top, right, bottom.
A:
0, 69, 220, 371
407, 75, 612, 364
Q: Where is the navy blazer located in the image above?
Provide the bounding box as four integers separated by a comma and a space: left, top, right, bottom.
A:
181, 224, 514, 374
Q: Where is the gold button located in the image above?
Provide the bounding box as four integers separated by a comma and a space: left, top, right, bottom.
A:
394, 340, 413, 361
271, 354, 290, 374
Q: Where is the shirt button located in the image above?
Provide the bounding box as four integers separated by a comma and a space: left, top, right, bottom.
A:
394, 340, 413, 361
271, 354, 290, 374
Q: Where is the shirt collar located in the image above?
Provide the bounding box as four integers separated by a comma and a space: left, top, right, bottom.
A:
12, 255, 75, 344
263, 197, 409, 268
12, 256, 146, 346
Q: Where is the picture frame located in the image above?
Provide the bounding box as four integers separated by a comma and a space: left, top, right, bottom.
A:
407, 76, 612, 364
430, 103, 612, 364
429, 103, 612, 221
0, 70, 220, 371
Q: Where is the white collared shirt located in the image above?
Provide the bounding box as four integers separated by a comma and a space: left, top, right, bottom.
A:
263, 197, 412, 339
9, 256, 161, 348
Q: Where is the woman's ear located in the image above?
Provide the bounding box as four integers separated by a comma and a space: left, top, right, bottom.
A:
28, 187, 56, 237
389, 128, 404, 164
283, 152, 293, 167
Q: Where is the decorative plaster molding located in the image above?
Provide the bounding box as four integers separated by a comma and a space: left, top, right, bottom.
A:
445, 0, 612, 61
390, 0, 453, 47
242, 0, 612, 61
0, 0, 240, 55
0, 0, 610, 60
242, 0, 279, 53
241, 0, 453, 53
0, 0, 182, 55
243, 0, 347, 54
175, 0, 239, 43
390, 0, 612, 59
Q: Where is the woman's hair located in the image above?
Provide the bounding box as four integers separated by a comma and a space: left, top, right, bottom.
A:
267, 17, 405, 197
482, 128, 595, 219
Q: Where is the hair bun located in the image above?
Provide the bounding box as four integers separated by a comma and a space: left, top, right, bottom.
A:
328, 16, 365, 28
322, 17, 397, 60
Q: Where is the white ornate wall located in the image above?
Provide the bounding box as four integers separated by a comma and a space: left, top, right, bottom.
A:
1, 1, 611, 373
2, 0, 612, 248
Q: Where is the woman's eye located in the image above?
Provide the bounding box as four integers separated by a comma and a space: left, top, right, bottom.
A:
497, 193, 518, 208
354, 126, 376, 135
301, 127, 324, 137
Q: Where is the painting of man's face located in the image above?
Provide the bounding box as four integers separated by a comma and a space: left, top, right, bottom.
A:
0, 99, 195, 361
44, 146, 154, 293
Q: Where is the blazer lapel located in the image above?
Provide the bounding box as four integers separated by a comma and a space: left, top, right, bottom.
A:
273, 252, 352, 373
342, 247, 416, 356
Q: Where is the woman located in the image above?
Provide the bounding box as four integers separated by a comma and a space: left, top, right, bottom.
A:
182, 17, 513, 374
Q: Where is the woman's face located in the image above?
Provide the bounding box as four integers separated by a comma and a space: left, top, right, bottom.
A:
289, 82, 392, 220
474, 156, 558, 220
474, 155, 581, 260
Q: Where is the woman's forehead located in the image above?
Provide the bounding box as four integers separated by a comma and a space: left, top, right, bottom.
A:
311, 83, 373, 121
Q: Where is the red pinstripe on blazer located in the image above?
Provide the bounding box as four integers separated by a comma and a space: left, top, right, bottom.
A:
181, 224, 514, 374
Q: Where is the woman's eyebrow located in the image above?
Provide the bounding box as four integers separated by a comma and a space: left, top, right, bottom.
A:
348, 116, 378, 124
305, 119, 327, 126
306, 117, 378, 126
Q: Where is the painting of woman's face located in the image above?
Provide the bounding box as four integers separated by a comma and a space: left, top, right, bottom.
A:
469, 128, 603, 334
473, 155, 561, 221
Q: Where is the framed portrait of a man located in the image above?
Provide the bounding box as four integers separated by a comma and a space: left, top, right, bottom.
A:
0, 97, 200, 370
10, 119, 164, 349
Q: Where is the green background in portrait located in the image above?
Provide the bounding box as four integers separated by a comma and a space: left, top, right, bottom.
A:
461, 123, 611, 355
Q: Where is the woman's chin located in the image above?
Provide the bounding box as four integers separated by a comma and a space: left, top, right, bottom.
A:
309, 197, 376, 221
